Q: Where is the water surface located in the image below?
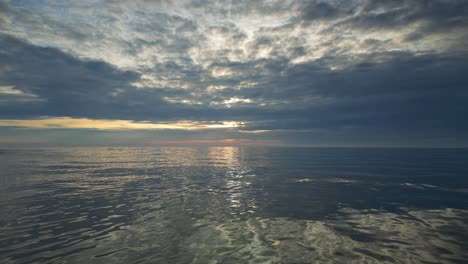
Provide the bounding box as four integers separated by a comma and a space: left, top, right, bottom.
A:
1, 147, 467, 263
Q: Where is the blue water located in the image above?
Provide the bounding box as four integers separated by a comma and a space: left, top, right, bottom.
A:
0, 147, 467, 263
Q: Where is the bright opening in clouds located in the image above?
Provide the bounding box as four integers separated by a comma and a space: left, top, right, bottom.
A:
0, 0, 467, 146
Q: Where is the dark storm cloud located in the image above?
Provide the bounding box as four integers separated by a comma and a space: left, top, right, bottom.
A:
361, 1, 467, 43
1, 32, 467, 135
0, 34, 249, 121
200, 49, 468, 133
0, 34, 193, 120
300, 0, 468, 41
301, 0, 355, 21
0, 34, 134, 117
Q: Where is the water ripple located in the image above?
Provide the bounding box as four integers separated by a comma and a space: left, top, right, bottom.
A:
0, 147, 467, 263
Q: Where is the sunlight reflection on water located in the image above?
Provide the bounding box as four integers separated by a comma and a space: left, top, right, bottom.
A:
0, 147, 467, 263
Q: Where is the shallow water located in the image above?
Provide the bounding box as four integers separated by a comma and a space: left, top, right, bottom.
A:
0, 147, 467, 263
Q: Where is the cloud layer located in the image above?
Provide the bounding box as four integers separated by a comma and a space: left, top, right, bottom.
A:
0, 0, 467, 146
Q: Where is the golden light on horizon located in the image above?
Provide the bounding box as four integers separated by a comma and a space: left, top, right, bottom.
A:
148, 138, 280, 145
0, 117, 246, 131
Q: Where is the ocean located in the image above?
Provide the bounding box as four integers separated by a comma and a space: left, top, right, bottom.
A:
0, 147, 467, 263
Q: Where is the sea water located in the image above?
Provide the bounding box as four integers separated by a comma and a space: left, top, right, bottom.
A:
1, 147, 467, 263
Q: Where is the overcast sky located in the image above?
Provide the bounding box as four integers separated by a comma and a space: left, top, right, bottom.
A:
0, 0, 467, 147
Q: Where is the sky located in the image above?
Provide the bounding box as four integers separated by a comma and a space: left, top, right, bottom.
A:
0, 0, 467, 147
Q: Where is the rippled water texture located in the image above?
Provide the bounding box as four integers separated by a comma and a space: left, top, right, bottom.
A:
1, 147, 467, 263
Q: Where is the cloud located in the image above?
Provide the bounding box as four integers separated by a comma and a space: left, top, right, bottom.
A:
1, 33, 468, 133
0, 34, 141, 118
300, 0, 355, 21
0, 117, 244, 130
0, 0, 467, 146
